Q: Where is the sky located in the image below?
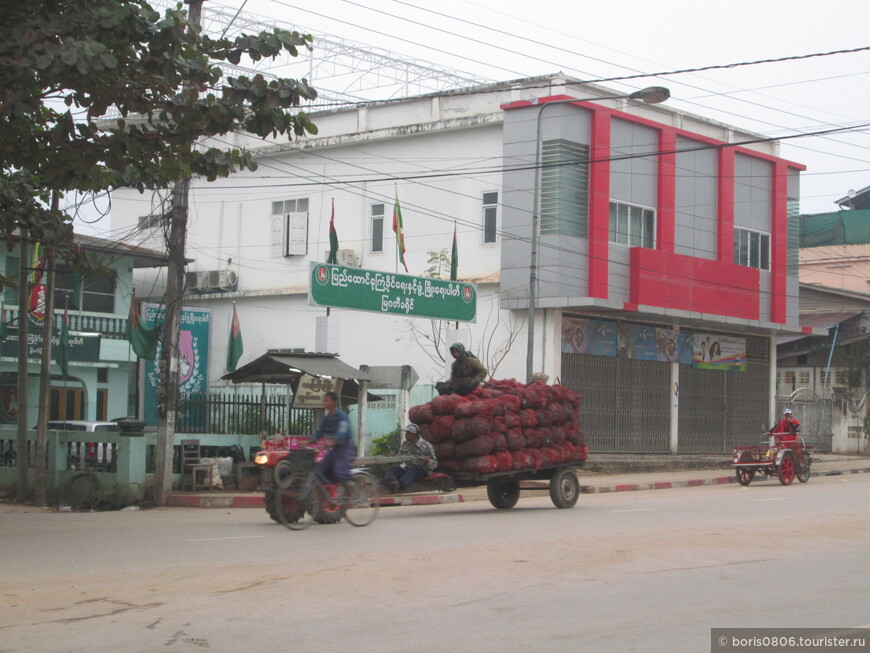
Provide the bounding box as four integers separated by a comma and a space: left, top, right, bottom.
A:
81, 0, 870, 235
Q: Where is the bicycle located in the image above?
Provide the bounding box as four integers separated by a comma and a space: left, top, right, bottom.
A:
272, 449, 380, 529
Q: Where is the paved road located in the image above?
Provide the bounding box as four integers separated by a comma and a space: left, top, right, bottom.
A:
1, 474, 868, 652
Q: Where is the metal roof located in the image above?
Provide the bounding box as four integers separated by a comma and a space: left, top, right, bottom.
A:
220, 352, 372, 385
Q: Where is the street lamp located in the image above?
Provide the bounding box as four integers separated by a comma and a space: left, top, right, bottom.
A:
525, 86, 671, 383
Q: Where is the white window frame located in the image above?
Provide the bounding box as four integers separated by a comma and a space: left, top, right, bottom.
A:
482, 191, 498, 244
609, 200, 656, 248
733, 227, 770, 270
370, 203, 385, 253
270, 198, 309, 257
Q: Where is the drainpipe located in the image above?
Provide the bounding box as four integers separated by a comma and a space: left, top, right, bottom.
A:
823, 323, 840, 393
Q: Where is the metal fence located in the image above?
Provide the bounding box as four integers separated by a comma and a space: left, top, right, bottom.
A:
176, 392, 315, 435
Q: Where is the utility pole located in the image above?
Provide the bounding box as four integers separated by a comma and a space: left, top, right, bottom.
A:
153, 0, 203, 506
15, 237, 29, 502
35, 249, 56, 506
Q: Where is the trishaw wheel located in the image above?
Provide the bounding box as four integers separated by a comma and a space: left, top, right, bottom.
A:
736, 467, 755, 486
344, 471, 380, 527
549, 468, 580, 509
797, 457, 811, 483
777, 451, 796, 486
487, 479, 520, 509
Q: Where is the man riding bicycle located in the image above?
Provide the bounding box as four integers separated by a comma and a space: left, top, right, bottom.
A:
311, 391, 355, 492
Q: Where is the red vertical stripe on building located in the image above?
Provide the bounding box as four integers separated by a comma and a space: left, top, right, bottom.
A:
588, 109, 612, 299
717, 148, 735, 263
657, 129, 676, 253
770, 161, 788, 324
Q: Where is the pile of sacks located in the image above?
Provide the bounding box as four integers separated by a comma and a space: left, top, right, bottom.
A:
408, 379, 587, 475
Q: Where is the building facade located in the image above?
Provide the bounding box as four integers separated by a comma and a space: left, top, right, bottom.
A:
110, 75, 805, 452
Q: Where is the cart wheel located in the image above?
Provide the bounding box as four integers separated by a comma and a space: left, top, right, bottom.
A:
487, 479, 520, 509
796, 457, 811, 484
264, 489, 280, 522
735, 467, 755, 486
777, 451, 796, 486
344, 471, 380, 527
549, 469, 580, 509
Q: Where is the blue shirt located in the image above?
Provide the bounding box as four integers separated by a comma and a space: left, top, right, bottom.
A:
312, 408, 353, 445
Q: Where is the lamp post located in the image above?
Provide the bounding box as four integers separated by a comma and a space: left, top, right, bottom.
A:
525, 86, 671, 383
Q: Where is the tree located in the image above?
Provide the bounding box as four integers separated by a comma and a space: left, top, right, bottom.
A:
0, 0, 318, 248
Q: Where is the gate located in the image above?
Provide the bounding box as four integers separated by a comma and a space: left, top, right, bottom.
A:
777, 390, 833, 452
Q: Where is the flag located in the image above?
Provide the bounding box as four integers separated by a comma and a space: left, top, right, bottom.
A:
327, 199, 339, 264
55, 305, 70, 379
124, 290, 159, 359
28, 243, 46, 323
450, 222, 458, 281
392, 190, 408, 273
226, 303, 244, 372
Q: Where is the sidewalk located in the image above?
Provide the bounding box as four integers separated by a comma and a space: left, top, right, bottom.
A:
167, 453, 870, 508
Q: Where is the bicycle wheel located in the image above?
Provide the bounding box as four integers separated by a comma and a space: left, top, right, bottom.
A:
274, 475, 314, 530
343, 471, 380, 527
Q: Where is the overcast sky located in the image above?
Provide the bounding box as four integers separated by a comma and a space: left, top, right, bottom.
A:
83, 0, 870, 234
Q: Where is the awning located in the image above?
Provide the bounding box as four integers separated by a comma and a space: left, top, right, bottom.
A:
778, 312, 857, 346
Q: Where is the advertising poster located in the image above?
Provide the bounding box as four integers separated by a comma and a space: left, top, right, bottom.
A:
561, 318, 616, 356
693, 334, 746, 371
142, 305, 211, 426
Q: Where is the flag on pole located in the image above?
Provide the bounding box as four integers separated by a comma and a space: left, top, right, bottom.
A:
226, 303, 244, 372
450, 222, 458, 281
327, 199, 339, 264
28, 242, 46, 324
392, 190, 408, 273
55, 304, 70, 379
0, 305, 6, 343
124, 290, 159, 359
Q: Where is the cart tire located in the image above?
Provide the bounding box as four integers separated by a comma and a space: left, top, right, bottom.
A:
274, 478, 312, 530
735, 467, 755, 486
487, 479, 520, 509
549, 468, 580, 509
797, 457, 811, 484
264, 489, 280, 522
777, 451, 796, 486
344, 471, 380, 527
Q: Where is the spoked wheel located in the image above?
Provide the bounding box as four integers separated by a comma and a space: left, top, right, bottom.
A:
777, 451, 796, 486
275, 477, 313, 530
797, 456, 811, 483
487, 478, 520, 509
736, 467, 755, 486
343, 471, 380, 527
310, 481, 345, 525
549, 468, 580, 509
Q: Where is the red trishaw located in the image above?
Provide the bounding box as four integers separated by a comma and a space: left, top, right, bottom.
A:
731, 434, 812, 486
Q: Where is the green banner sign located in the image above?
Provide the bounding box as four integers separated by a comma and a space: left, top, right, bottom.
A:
309, 263, 477, 322
2, 328, 101, 363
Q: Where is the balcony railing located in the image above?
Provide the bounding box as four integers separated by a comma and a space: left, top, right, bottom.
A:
4, 307, 128, 340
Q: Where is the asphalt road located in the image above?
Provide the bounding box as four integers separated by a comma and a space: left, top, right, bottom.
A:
1, 474, 868, 653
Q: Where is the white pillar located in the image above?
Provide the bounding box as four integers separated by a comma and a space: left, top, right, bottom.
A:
669, 362, 680, 453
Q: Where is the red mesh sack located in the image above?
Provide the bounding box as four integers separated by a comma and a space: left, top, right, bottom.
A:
495, 450, 513, 472
491, 433, 507, 452
434, 441, 455, 461
408, 403, 435, 424
465, 416, 491, 438
462, 455, 498, 474
491, 415, 508, 433
505, 428, 526, 451
483, 398, 506, 417
522, 428, 540, 448
419, 423, 433, 442
551, 426, 566, 443
430, 415, 455, 442
499, 394, 522, 413
528, 448, 544, 468
511, 450, 532, 470
539, 447, 553, 467
519, 409, 538, 428
455, 434, 494, 459
454, 402, 476, 419
468, 400, 489, 416
547, 403, 565, 424
538, 427, 553, 446
431, 393, 468, 415
534, 409, 551, 427
437, 459, 462, 473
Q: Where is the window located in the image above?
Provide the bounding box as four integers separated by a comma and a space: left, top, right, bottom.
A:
55, 265, 115, 314
541, 140, 589, 237
784, 371, 796, 389
482, 192, 498, 243
609, 201, 655, 248
799, 370, 810, 387
371, 203, 384, 253
138, 213, 164, 230
270, 198, 309, 257
734, 228, 770, 270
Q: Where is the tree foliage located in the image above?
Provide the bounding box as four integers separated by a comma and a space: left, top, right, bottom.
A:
0, 0, 318, 251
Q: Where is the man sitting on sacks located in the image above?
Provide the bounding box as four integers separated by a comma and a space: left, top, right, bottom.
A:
380, 423, 437, 493
435, 342, 488, 396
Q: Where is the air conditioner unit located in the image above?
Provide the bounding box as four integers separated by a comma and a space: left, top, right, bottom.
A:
185, 271, 208, 291
218, 269, 238, 291
323, 249, 359, 268
197, 269, 238, 291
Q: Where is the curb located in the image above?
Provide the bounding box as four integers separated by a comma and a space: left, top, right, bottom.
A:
378, 494, 464, 507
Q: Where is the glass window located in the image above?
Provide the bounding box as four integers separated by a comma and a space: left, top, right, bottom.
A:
609, 201, 655, 248
733, 228, 770, 270
82, 271, 115, 313
270, 198, 309, 257
371, 203, 384, 253
483, 192, 498, 244
541, 140, 589, 238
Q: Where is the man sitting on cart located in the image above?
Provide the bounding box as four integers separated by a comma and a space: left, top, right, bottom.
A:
435, 342, 488, 396
768, 408, 801, 445
380, 423, 437, 493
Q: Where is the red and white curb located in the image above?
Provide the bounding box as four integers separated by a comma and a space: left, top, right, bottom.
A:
378, 494, 464, 507
581, 476, 735, 494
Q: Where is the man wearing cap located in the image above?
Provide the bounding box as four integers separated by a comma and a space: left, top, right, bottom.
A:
768, 408, 801, 445
380, 424, 437, 493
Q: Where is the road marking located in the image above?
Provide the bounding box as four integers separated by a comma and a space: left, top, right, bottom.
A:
609, 508, 654, 513
186, 536, 265, 542
753, 497, 788, 502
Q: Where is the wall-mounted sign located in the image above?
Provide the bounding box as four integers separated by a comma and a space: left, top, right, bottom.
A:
1, 328, 101, 363
308, 263, 477, 322
293, 375, 343, 409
